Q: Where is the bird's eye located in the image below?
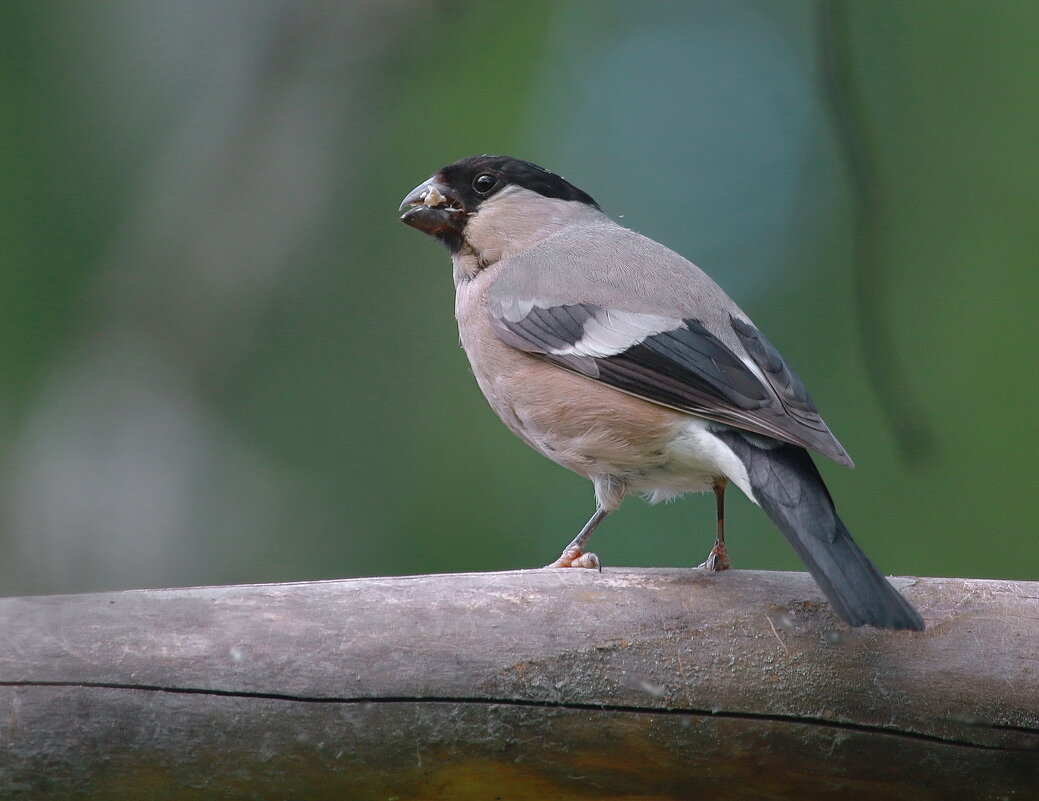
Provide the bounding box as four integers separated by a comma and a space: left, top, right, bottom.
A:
472, 173, 499, 195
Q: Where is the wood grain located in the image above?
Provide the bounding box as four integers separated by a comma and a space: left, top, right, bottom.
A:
1, 568, 1036, 799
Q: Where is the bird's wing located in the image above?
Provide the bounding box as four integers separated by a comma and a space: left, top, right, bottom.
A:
486, 231, 853, 466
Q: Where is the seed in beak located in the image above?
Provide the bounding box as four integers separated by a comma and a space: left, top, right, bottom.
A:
423, 185, 446, 207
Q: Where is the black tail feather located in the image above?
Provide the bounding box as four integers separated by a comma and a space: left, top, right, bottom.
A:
717, 431, 924, 631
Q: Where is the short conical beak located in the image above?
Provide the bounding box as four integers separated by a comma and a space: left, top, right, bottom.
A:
399, 178, 450, 211
399, 177, 466, 240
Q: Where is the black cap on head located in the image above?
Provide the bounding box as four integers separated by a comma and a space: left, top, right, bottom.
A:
437, 155, 599, 211
400, 155, 599, 253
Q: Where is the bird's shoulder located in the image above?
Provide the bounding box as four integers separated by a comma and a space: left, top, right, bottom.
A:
489, 220, 739, 328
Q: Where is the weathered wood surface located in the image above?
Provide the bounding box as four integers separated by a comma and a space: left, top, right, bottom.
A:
1, 568, 1036, 800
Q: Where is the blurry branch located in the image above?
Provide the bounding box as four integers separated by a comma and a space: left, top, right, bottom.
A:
817, 1, 937, 464
2, 569, 1036, 799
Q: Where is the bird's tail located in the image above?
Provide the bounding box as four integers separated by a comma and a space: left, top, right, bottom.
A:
718, 432, 924, 631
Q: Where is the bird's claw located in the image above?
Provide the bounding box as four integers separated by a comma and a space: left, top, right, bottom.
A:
546, 548, 601, 571
698, 540, 730, 571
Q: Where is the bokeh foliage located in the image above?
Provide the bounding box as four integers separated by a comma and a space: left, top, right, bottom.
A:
0, 1, 1035, 595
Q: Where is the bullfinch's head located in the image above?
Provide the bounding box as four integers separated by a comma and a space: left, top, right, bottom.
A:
399, 155, 600, 257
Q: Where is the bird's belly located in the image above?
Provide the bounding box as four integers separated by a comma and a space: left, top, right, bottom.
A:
477, 353, 751, 501
622, 417, 754, 503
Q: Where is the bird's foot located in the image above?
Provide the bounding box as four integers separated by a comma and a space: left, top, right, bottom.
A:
545, 547, 601, 571
698, 540, 730, 572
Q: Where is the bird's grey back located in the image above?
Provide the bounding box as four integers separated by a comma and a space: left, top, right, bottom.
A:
490, 218, 750, 353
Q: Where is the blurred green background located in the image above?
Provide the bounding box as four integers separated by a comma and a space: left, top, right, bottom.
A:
0, 1, 1035, 597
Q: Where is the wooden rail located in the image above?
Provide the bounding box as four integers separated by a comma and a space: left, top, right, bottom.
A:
1, 568, 1036, 799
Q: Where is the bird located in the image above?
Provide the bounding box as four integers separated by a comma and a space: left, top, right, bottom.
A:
399, 154, 923, 631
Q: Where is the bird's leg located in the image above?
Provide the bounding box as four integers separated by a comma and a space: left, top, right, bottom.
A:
545, 507, 608, 571
699, 478, 731, 571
